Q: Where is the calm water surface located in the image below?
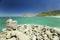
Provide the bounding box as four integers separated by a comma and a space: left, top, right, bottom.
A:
0, 17, 60, 32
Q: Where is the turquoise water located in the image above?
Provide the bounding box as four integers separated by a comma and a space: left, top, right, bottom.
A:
0, 17, 60, 32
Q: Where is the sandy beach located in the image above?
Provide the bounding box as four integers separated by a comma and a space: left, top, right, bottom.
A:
46, 16, 60, 18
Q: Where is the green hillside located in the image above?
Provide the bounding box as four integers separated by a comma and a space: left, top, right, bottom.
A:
36, 10, 60, 16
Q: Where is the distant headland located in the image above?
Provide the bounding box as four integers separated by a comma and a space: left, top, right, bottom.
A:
23, 10, 60, 17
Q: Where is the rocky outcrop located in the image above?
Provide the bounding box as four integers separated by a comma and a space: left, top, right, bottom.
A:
0, 19, 60, 40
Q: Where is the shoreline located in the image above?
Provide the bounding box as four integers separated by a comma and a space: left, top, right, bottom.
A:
46, 16, 60, 18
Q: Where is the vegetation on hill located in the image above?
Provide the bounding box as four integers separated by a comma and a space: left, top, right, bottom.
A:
23, 13, 31, 17
36, 10, 60, 16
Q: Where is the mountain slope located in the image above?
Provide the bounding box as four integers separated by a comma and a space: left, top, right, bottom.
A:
36, 10, 60, 16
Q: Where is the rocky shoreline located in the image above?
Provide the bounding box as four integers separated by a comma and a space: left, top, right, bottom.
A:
0, 19, 60, 40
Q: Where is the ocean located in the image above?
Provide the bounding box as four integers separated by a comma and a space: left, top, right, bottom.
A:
0, 17, 60, 32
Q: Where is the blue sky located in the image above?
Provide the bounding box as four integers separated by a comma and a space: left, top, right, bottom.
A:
0, 0, 60, 16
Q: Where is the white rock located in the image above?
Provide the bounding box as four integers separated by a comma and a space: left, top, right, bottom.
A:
11, 31, 16, 36
6, 31, 11, 39
53, 36, 59, 40
32, 35, 36, 40
7, 37, 16, 40
16, 31, 30, 40
1, 19, 60, 40
54, 28, 60, 34
6, 19, 13, 27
